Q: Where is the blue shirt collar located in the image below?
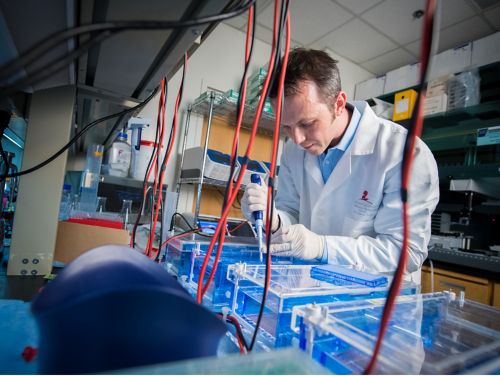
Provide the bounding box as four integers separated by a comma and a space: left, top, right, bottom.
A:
326, 104, 361, 154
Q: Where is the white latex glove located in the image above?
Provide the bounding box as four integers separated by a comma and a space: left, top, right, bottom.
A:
241, 181, 280, 232
270, 224, 325, 260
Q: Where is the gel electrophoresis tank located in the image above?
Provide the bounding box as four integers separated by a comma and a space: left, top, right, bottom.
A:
227, 264, 418, 350
291, 292, 500, 374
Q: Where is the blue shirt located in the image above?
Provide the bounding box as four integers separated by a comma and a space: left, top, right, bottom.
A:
317, 106, 361, 183
317, 105, 361, 264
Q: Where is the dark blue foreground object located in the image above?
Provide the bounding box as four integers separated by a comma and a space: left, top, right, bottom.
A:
31, 245, 227, 374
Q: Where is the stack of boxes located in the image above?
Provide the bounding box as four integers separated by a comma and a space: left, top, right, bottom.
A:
423, 75, 452, 116
246, 67, 274, 114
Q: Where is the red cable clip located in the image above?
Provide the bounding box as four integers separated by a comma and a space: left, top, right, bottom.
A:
21, 346, 38, 362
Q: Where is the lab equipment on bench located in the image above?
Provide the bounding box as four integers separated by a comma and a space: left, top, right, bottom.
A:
162, 235, 293, 309
181, 147, 239, 182
162, 234, 262, 282
58, 184, 72, 221
291, 291, 500, 375
126, 117, 151, 151
227, 264, 417, 351
79, 144, 104, 212
129, 140, 157, 181
237, 156, 267, 187
103, 132, 131, 178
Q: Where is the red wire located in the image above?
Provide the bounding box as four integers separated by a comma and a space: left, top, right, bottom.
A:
146, 79, 166, 255
200, 7, 253, 298
160, 229, 196, 249
147, 53, 188, 259
196, 0, 281, 303
131, 79, 163, 249
263, 3, 291, 314
363, 0, 435, 373
226, 315, 247, 354
203, 3, 256, 291
228, 220, 249, 233
143, 78, 166, 253
197, 5, 260, 302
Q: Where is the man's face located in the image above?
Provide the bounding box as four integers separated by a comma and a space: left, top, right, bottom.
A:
272, 80, 346, 156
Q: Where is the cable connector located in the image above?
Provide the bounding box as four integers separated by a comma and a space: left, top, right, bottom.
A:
221, 306, 230, 323
400, 188, 408, 203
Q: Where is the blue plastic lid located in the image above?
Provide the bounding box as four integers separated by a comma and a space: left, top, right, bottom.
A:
63, 183, 71, 190
118, 132, 128, 140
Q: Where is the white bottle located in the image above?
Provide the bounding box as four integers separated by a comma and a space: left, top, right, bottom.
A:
106, 132, 131, 177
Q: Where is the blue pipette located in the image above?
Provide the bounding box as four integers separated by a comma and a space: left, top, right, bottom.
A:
251, 173, 264, 262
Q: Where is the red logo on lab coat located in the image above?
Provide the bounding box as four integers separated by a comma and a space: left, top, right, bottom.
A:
361, 190, 369, 201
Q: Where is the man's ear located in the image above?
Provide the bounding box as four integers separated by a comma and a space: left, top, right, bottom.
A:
333, 91, 347, 117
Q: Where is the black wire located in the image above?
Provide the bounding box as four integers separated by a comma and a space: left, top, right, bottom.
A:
248, 0, 289, 353
1, 30, 113, 99
5, 86, 158, 178
0, 0, 255, 83
0, 130, 10, 183
131, 83, 164, 247
153, 54, 187, 256
169, 212, 197, 231
225, 1, 256, 202
215, 312, 249, 351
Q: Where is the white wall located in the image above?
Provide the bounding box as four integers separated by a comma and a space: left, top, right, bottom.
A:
136, 23, 374, 215
137, 23, 274, 214
325, 48, 374, 99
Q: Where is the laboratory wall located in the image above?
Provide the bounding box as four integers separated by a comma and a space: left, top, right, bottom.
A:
137, 22, 373, 214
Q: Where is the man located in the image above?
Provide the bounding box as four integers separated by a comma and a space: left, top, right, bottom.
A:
241, 48, 439, 283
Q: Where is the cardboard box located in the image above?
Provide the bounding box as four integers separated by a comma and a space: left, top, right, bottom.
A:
384, 63, 420, 94
54, 221, 130, 264
426, 75, 453, 97
429, 43, 472, 79
354, 75, 386, 100
424, 93, 447, 116
393, 89, 417, 122
471, 31, 500, 68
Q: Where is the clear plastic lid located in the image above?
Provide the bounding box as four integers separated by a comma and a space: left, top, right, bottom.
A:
291, 292, 500, 374
228, 264, 396, 299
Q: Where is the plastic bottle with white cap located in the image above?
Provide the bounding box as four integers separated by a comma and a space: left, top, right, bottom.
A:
105, 132, 131, 178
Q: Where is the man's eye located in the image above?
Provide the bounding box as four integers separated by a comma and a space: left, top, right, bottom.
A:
301, 121, 314, 128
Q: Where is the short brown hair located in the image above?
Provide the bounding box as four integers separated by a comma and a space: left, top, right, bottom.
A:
269, 48, 341, 105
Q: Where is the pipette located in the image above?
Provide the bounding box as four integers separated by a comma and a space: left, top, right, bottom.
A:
251, 173, 264, 262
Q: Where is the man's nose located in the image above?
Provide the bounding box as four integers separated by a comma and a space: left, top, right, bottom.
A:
291, 127, 305, 145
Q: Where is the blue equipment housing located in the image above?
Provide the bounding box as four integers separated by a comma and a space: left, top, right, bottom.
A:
31, 245, 227, 374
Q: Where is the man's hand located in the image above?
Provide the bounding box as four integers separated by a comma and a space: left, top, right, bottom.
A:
241, 181, 280, 232
270, 224, 325, 260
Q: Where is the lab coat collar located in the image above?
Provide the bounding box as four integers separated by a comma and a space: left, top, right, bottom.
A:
305, 101, 379, 202
349, 101, 380, 156
304, 152, 324, 188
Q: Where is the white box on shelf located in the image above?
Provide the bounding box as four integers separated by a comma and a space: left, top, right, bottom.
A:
384, 63, 420, 94
429, 43, 472, 79
471, 31, 500, 67
423, 93, 447, 116
354, 75, 386, 100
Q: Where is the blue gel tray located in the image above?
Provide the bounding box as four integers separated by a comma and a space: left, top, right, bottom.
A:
310, 264, 388, 287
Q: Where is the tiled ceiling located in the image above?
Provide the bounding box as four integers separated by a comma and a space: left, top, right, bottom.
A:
223, 0, 500, 76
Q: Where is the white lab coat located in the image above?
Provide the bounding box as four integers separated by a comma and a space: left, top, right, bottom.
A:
275, 101, 440, 283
